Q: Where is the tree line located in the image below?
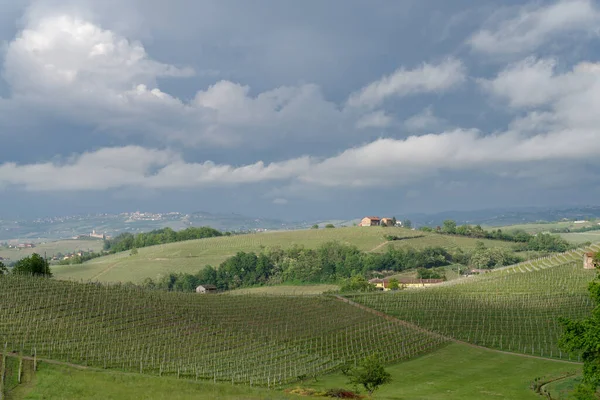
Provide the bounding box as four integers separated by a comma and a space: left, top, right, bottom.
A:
103, 226, 224, 253
419, 220, 573, 252
141, 241, 524, 292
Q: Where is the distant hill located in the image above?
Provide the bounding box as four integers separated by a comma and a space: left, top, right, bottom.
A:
0, 211, 300, 241
408, 205, 600, 228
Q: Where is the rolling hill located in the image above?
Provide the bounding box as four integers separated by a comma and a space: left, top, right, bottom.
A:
52, 227, 523, 284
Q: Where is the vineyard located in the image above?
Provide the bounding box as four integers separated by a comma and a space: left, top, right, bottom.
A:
0, 275, 447, 387
348, 245, 600, 360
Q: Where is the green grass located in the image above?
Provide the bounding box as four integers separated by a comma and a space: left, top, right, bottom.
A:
294, 343, 579, 400
0, 240, 103, 262
10, 361, 300, 400
52, 227, 525, 284
560, 231, 600, 244
227, 284, 339, 295
0, 275, 446, 386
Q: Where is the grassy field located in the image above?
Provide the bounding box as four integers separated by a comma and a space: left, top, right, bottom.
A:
0, 239, 103, 262
9, 361, 300, 400
227, 284, 339, 295
0, 274, 447, 386
295, 343, 579, 400
484, 220, 600, 234
349, 245, 600, 360
6, 344, 579, 400
560, 231, 600, 244
52, 227, 528, 284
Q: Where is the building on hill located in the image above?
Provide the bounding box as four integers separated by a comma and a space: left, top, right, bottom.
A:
584, 252, 596, 270
380, 218, 395, 227
196, 284, 217, 294
360, 217, 381, 226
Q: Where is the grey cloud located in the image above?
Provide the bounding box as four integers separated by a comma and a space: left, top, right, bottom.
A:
469, 0, 600, 55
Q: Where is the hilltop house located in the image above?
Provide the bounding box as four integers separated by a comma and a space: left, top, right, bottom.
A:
584, 252, 596, 270
196, 284, 217, 294
380, 218, 395, 227
360, 217, 381, 226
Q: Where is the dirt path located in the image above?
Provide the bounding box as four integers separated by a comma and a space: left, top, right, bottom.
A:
334, 295, 583, 366
89, 262, 119, 281
368, 241, 391, 253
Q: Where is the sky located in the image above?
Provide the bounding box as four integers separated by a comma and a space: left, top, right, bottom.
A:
1, 0, 600, 220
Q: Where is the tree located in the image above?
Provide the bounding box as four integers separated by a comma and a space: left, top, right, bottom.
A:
12, 253, 52, 277
339, 276, 376, 293
349, 353, 392, 395
311, 224, 319, 229
391, 217, 397, 227
403, 219, 412, 229
442, 219, 457, 234
388, 278, 400, 290
559, 256, 600, 397
0, 261, 7, 275
130, 247, 138, 256
325, 224, 335, 229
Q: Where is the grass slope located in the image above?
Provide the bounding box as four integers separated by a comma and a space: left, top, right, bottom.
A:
297, 343, 578, 400
0, 275, 446, 386
52, 227, 522, 284
10, 361, 300, 400
349, 245, 600, 360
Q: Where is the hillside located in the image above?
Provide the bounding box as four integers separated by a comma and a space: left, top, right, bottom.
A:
0, 274, 446, 386
52, 227, 525, 284
348, 244, 600, 360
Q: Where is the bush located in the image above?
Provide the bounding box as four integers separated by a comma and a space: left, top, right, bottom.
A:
325, 388, 363, 398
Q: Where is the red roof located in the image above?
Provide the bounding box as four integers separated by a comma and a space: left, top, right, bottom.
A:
585, 252, 596, 257
364, 216, 381, 220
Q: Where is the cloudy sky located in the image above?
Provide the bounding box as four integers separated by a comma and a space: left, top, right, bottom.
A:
1, 0, 600, 220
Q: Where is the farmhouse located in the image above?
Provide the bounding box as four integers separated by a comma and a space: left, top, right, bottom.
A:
360, 216, 381, 226
584, 252, 596, 270
196, 284, 217, 294
369, 278, 444, 291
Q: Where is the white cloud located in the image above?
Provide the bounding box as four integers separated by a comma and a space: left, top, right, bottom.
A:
346, 58, 466, 109
272, 198, 288, 205
0, 146, 311, 191
469, 0, 600, 55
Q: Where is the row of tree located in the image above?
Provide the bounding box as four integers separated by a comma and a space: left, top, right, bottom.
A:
420, 220, 573, 252
103, 226, 224, 253
141, 241, 522, 292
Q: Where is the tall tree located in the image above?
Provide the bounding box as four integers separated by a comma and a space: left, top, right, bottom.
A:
559, 252, 600, 398
0, 261, 7, 275
12, 253, 52, 277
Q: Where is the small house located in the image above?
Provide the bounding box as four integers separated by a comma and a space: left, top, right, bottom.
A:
196, 284, 217, 294
584, 252, 596, 270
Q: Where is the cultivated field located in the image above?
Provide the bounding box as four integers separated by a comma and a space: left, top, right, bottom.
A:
349, 245, 600, 360
0, 239, 103, 262
0, 274, 447, 387
227, 284, 339, 295
52, 227, 524, 284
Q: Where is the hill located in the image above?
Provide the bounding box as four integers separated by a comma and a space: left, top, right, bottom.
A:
348, 244, 600, 360
0, 274, 447, 387
0, 239, 104, 263
52, 227, 523, 284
